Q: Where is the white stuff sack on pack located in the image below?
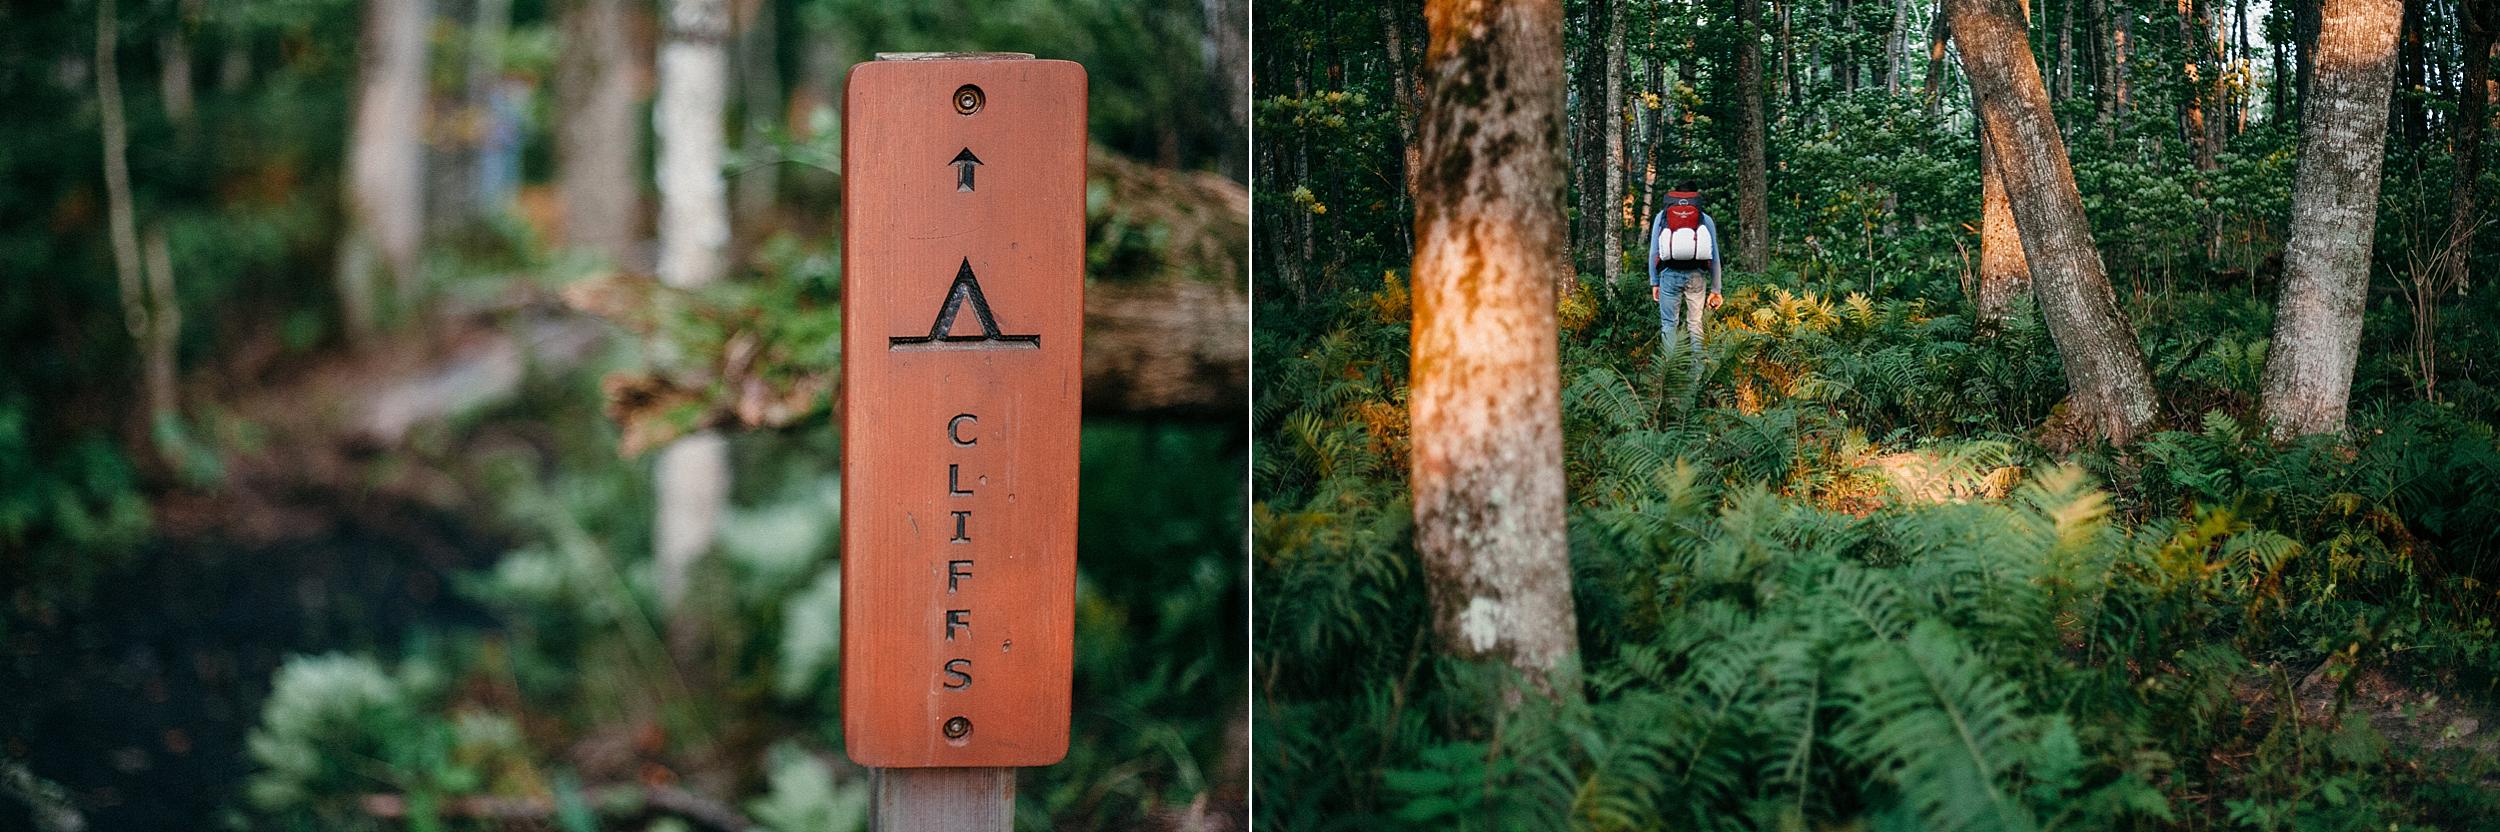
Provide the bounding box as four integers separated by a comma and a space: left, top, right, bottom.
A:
1656, 223, 1715, 262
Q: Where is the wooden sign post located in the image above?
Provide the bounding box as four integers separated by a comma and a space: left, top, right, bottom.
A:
840, 53, 1087, 830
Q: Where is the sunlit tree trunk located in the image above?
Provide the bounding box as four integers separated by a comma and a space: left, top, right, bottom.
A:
654, 0, 734, 612
1976, 119, 2032, 330
2259, 0, 2403, 439
1926, 0, 1951, 115
1602, 0, 1626, 286
2182, 0, 2217, 171
338, 0, 432, 341
1411, 0, 1578, 694
1739, 0, 1773, 271
1950, 0, 2158, 443
557, 0, 645, 269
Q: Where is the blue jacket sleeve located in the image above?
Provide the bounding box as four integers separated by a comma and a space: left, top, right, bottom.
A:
1645, 213, 1662, 286
1704, 214, 1724, 293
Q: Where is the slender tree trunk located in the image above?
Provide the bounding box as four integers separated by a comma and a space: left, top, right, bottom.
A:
1949, 0, 2159, 442
2295, 0, 2321, 114
1203, 0, 1249, 179
2259, 0, 2405, 439
654, 0, 734, 614
98, 0, 181, 440
2449, 1, 2493, 290
142, 226, 181, 429
1570, 0, 1607, 277
1603, 0, 1627, 286
2100, 0, 2120, 139
1927, 0, 1952, 115
733, 0, 779, 233
657, 0, 732, 290
1784, 0, 1802, 119
159, 10, 196, 135
2055, 0, 2073, 100
1383, 1, 1424, 199
1739, 0, 1773, 271
2397, 0, 2424, 145
1888, 0, 1911, 92
2235, 0, 2252, 133
338, 0, 433, 340
2182, 0, 2215, 171
2113, 12, 2132, 140
2273, 1, 2293, 122
1411, 0, 1578, 693
1840, 0, 1859, 91
558, 0, 645, 269
1976, 119, 2032, 329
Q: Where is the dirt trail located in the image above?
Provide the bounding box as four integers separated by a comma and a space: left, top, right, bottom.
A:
4, 303, 601, 829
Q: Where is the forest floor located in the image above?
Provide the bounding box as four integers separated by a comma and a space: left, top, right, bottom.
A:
5, 296, 608, 828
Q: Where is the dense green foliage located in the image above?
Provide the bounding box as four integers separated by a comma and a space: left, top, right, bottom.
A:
1255, 0, 2500, 828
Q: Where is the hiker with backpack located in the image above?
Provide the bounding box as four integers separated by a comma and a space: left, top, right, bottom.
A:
1647, 183, 1724, 364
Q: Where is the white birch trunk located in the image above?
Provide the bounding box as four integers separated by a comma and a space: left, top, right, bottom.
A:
656, 0, 732, 290
652, 0, 735, 611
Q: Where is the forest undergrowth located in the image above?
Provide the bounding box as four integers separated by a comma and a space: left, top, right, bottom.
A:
1254, 262, 2500, 830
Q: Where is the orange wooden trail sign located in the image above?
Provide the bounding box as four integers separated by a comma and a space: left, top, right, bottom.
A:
840, 54, 1087, 771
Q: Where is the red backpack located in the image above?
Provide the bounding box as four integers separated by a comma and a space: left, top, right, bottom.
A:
1663, 192, 1702, 231
1657, 192, 1713, 266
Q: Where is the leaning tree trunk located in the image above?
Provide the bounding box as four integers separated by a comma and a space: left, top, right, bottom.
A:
2257, 0, 2403, 440
1602, 0, 1626, 287
1948, 0, 2158, 443
653, 0, 735, 614
338, 0, 432, 340
1975, 118, 2032, 329
1411, 0, 1578, 695
1738, 0, 1772, 272
557, 0, 645, 268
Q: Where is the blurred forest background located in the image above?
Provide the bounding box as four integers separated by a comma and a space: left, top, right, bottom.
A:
1, 0, 1247, 830
1255, 0, 2500, 829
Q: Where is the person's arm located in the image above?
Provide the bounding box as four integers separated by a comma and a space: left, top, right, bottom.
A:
1645, 213, 1662, 287
1704, 214, 1724, 294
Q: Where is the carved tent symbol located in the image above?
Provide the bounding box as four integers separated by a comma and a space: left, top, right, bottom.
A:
889, 258, 1041, 351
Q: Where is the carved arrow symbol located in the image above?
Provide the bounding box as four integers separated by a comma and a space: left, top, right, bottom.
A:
951, 148, 983, 192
